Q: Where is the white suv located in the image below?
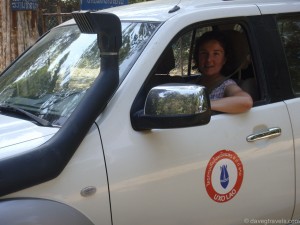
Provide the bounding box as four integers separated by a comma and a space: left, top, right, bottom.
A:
0, 0, 300, 224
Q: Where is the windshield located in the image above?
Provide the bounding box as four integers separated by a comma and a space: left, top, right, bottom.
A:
0, 21, 160, 126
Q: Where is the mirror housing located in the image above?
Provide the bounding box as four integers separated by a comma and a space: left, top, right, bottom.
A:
131, 83, 211, 130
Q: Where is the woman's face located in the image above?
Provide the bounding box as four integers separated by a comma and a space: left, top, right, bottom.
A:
197, 40, 226, 77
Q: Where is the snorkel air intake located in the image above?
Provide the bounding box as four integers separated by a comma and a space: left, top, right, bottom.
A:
72, 11, 122, 53
0, 12, 122, 196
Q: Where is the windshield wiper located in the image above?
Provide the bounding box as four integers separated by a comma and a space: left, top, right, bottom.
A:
0, 104, 52, 127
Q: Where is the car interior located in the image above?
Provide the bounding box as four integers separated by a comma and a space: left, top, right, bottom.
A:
134, 23, 261, 115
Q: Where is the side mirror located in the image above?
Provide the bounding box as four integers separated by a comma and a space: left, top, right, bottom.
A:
131, 83, 211, 130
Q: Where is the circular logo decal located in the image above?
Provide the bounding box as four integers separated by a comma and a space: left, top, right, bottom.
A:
205, 150, 243, 203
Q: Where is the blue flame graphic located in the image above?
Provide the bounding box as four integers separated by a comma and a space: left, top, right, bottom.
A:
220, 165, 229, 189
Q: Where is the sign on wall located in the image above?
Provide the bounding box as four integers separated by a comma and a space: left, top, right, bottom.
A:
11, 0, 38, 11
80, 0, 128, 10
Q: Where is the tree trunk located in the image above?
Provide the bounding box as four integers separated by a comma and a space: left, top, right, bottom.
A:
0, 1, 39, 73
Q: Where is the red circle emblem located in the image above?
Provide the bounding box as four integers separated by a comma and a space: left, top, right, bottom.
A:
205, 150, 244, 203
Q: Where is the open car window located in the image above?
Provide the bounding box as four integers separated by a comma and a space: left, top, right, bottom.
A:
148, 22, 260, 104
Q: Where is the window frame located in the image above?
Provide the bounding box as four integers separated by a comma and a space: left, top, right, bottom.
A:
131, 16, 286, 117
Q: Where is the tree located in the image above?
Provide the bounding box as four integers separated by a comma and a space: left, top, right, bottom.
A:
0, 0, 151, 73
0, 1, 39, 73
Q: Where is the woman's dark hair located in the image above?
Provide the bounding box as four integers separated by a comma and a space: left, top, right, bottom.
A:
193, 30, 229, 71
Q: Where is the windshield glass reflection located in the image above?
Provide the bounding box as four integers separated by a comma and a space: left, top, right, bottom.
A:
0, 22, 160, 126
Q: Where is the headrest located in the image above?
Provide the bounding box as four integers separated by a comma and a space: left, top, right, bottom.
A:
222, 30, 250, 76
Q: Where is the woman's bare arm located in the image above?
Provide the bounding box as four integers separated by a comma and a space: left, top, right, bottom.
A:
210, 84, 253, 114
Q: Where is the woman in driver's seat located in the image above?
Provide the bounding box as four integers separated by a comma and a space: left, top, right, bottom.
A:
194, 31, 253, 114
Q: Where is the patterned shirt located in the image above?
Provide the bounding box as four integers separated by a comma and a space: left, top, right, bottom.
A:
210, 79, 237, 100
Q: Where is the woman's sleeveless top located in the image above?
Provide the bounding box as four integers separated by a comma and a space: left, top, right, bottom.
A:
210, 79, 237, 100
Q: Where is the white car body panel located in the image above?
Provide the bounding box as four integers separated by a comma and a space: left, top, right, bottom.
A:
5, 124, 111, 225
257, 1, 300, 14
285, 98, 300, 220
0, 115, 58, 159
104, 0, 260, 22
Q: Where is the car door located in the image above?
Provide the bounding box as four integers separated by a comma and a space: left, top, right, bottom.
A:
97, 13, 295, 225
276, 13, 300, 219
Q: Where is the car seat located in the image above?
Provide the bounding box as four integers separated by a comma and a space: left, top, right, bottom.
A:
222, 30, 260, 101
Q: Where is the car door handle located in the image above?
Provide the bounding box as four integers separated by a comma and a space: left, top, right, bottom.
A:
246, 127, 281, 142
